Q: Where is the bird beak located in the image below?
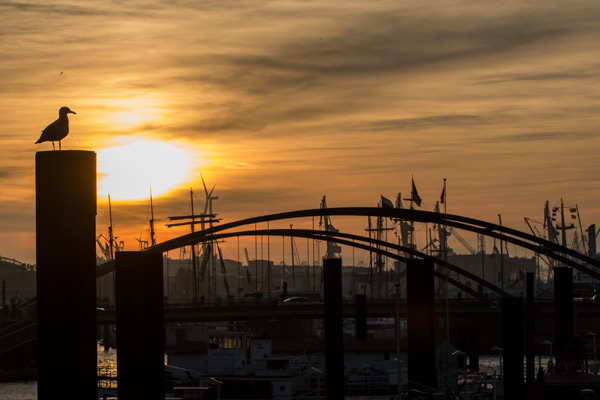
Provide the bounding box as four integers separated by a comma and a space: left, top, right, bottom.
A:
69, 110, 76, 114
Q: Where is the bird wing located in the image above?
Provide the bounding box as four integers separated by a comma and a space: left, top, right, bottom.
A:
36, 118, 68, 143
35, 120, 58, 143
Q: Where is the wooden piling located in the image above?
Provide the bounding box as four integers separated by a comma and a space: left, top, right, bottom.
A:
115, 251, 165, 400
35, 150, 97, 400
324, 258, 344, 400
502, 296, 524, 400
407, 259, 436, 389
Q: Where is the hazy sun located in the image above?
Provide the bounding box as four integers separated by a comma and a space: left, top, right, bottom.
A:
97, 140, 193, 200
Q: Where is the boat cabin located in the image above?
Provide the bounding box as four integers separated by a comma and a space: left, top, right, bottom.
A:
206, 332, 289, 377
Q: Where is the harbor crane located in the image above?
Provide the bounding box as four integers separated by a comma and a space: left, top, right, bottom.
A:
447, 227, 477, 255
319, 196, 342, 258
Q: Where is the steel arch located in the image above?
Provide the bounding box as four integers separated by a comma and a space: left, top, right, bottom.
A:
97, 207, 599, 285
148, 207, 599, 272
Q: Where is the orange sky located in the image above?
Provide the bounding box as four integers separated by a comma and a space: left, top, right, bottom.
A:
1, 0, 599, 265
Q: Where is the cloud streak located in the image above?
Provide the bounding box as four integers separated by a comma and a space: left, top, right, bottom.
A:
1, 0, 599, 263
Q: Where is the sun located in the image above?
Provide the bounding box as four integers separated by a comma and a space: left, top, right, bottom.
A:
97, 140, 194, 201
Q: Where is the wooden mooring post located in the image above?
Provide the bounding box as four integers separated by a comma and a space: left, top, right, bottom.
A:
36, 150, 97, 400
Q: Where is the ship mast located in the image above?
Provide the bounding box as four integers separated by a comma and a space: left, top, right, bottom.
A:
290, 224, 295, 288
149, 187, 156, 247
556, 198, 575, 249
108, 194, 115, 260
201, 176, 219, 301
190, 188, 198, 301
166, 179, 221, 303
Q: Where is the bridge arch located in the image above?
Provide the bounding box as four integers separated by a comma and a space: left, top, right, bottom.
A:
148, 207, 600, 275
97, 207, 599, 294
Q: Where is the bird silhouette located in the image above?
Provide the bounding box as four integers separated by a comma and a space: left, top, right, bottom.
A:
35, 106, 76, 151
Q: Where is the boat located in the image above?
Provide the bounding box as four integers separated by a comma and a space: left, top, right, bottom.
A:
167, 330, 300, 399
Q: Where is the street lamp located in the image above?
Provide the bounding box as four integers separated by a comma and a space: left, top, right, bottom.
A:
311, 367, 322, 400
452, 350, 467, 390
490, 346, 503, 380
541, 340, 553, 373
209, 377, 223, 400
586, 332, 597, 373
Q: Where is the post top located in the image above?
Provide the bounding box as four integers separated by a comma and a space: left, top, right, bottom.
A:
35, 150, 96, 162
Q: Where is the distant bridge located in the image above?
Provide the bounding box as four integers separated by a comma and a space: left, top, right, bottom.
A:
96, 207, 600, 298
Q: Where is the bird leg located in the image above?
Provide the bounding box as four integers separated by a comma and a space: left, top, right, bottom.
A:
52, 141, 56, 151
59, 140, 62, 151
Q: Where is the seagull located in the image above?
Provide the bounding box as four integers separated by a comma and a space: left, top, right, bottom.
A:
35, 106, 76, 150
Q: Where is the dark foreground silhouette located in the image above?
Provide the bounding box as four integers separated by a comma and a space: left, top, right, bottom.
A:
35, 106, 76, 150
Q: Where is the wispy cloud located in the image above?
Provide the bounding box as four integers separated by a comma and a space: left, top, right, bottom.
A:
1, 0, 600, 263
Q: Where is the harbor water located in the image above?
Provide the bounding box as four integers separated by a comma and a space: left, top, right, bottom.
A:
0, 381, 36, 400
0, 349, 544, 399
0, 343, 117, 400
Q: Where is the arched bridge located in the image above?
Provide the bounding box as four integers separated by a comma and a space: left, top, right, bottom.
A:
96, 207, 600, 298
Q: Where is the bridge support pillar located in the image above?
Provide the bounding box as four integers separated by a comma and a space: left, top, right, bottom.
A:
35, 150, 97, 400
407, 259, 436, 390
554, 267, 574, 367
115, 252, 164, 400
324, 258, 344, 400
468, 329, 480, 371
502, 296, 524, 399
355, 294, 367, 340
526, 273, 535, 390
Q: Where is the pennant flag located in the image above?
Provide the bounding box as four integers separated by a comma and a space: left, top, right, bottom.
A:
490, 245, 500, 259
411, 178, 422, 207
440, 184, 446, 204
381, 195, 394, 209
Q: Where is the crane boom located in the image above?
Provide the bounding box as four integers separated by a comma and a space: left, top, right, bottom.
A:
448, 227, 477, 255
244, 248, 251, 266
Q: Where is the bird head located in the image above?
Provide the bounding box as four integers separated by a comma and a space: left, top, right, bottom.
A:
59, 106, 76, 115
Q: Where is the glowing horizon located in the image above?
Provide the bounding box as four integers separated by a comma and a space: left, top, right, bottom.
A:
97, 140, 196, 201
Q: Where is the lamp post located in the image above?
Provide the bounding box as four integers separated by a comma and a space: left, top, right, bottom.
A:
586, 332, 597, 373
541, 340, 552, 373
452, 350, 467, 391
311, 367, 322, 400
209, 378, 223, 400
490, 346, 503, 380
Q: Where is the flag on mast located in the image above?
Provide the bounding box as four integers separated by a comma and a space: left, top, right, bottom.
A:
440, 180, 446, 204
411, 178, 422, 207
381, 195, 394, 209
